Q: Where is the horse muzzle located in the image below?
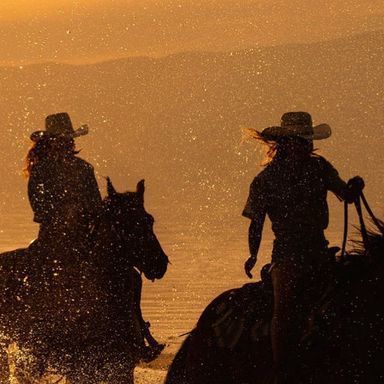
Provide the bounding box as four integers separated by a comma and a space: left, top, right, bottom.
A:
143, 252, 169, 281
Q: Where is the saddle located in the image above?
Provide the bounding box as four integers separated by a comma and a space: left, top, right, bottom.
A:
206, 281, 273, 350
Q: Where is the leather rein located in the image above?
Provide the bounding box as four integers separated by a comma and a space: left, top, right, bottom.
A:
340, 191, 384, 260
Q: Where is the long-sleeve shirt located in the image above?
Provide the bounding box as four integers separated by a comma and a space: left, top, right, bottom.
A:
28, 155, 102, 225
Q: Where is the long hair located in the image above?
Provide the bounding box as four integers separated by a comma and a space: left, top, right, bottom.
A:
24, 137, 78, 177
243, 128, 316, 166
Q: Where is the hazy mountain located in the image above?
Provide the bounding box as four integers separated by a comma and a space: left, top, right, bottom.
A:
1, 0, 383, 65
0, 31, 383, 231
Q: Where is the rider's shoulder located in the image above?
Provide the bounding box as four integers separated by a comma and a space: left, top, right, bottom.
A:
73, 156, 95, 171
249, 166, 272, 189
255, 164, 275, 180
310, 155, 334, 169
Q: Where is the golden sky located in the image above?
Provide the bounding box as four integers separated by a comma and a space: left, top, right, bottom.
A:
0, 0, 382, 65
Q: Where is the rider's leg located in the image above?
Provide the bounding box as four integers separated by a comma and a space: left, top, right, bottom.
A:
270, 262, 303, 374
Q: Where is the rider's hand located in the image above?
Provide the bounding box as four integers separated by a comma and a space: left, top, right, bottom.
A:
244, 256, 257, 279
348, 176, 365, 191
347, 176, 365, 202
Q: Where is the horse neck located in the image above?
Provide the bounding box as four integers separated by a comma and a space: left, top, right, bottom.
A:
93, 211, 135, 268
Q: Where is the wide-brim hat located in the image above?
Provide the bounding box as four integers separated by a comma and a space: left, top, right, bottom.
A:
258, 112, 331, 141
30, 112, 89, 142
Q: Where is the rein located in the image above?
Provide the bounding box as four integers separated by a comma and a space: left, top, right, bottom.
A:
341, 191, 383, 260
360, 192, 384, 236
340, 200, 349, 260
354, 195, 370, 255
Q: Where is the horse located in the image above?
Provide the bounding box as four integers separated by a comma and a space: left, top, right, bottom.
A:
295, 227, 384, 384
165, 267, 274, 384
0, 178, 169, 383
166, 215, 384, 383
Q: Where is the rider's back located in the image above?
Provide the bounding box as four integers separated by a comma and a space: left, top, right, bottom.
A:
244, 155, 346, 240
28, 155, 101, 226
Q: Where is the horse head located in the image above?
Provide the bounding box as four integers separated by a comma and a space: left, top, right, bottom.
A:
104, 177, 169, 281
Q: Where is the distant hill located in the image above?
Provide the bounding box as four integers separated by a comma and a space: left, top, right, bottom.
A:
0, 31, 383, 229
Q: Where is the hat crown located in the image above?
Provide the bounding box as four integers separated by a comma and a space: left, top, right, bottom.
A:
281, 111, 312, 126
45, 113, 74, 136
280, 112, 313, 135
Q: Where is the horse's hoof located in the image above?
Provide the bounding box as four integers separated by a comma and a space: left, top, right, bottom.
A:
140, 344, 165, 363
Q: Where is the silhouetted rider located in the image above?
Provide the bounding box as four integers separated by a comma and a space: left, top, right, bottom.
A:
26, 113, 102, 242
26, 113, 162, 362
242, 112, 364, 381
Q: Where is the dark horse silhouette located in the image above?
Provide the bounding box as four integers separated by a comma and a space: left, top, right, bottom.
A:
0, 178, 169, 383
166, 220, 384, 383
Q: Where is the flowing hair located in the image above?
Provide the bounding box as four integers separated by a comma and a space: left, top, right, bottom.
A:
24, 137, 79, 177
242, 128, 317, 166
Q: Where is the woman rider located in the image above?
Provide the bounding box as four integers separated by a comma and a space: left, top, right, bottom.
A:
26, 112, 102, 249
26, 112, 163, 361
242, 112, 363, 380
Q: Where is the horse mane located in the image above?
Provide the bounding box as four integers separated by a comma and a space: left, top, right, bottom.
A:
348, 219, 384, 261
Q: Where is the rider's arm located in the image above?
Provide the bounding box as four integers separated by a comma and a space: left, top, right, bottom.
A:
244, 213, 266, 279
321, 158, 350, 201
75, 160, 103, 218
243, 176, 267, 278
322, 159, 364, 203
84, 163, 102, 207
248, 212, 266, 258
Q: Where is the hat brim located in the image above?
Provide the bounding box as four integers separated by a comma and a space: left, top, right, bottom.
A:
258, 123, 331, 141
30, 125, 89, 142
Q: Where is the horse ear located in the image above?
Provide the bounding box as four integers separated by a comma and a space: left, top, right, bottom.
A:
136, 179, 145, 199
106, 177, 117, 197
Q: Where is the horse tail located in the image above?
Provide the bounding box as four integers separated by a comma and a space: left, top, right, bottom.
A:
165, 333, 193, 384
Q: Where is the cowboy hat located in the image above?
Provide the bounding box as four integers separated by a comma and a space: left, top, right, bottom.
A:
258, 112, 331, 141
30, 112, 89, 142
